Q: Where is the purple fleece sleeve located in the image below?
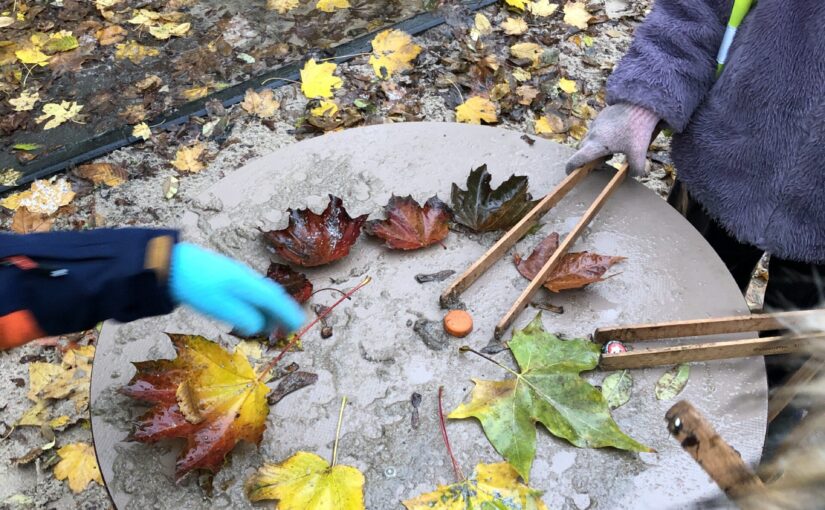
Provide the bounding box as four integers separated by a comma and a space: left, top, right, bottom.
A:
606, 0, 733, 132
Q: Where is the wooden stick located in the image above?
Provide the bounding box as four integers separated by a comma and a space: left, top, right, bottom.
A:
493, 164, 628, 338
600, 333, 825, 370
593, 310, 825, 344
665, 401, 764, 501
439, 158, 603, 309
766, 355, 825, 423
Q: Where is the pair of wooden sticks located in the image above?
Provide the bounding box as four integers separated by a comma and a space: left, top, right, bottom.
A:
440, 158, 825, 369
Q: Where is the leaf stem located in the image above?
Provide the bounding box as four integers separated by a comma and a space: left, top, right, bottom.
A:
318, 52, 371, 62
258, 276, 372, 380
458, 345, 520, 377
261, 76, 302, 86
438, 386, 465, 482
331, 395, 347, 467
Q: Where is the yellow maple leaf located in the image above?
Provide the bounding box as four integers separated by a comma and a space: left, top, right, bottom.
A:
9, 90, 39, 111
53, 443, 103, 493
501, 17, 528, 35
36, 101, 83, 130
15, 47, 50, 66
509, 42, 543, 67
33, 346, 94, 412
300, 59, 343, 99
369, 29, 421, 79
149, 22, 191, 40
403, 462, 548, 510
316, 0, 350, 12
115, 41, 160, 64
504, 0, 531, 11
0, 178, 75, 214
455, 96, 497, 125
558, 77, 577, 94
310, 99, 339, 117
247, 451, 365, 510
267, 0, 299, 13
172, 142, 206, 173
132, 122, 151, 140
241, 88, 280, 118
529, 0, 558, 16
535, 114, 565, 135
563, 1, 591, 29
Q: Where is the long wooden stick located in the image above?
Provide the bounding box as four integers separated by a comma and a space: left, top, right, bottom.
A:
594, 310, 825, 344
439, 158, 603, 308
493, 164, 628, 338
600, 332, 825, 370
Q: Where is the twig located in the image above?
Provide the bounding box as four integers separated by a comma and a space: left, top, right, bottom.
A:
261, 76, 302, 86
319, 52, 371, 62
438, 386, 465, 482
331, 396, 347, 467
458, 345, 519, 377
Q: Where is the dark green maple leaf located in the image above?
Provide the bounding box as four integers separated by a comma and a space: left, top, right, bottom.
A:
450, 164, 539, 232
449, 313, 652, 481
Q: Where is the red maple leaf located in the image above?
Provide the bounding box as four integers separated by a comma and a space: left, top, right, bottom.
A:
266, 263, 313, 304
364, 195, 451, 250
514, 232, 625, 292
262, 195, 367, 267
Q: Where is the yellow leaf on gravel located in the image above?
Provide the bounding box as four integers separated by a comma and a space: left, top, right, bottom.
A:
509, 42, 542, 67
115, 41, 160, 64
172, 142, 206, 173
34, 345, 94, 412
456, 96, 497, 125
563, 1, 591, 29
535, 114, 565, 135
403, 462, 548, 510
316, 0, 350, 12
54, 443, 103, 493
369, 29, 421, 79
501, 17, 528, 35
76, 163, 128, 187
530, 0, 558, 16
558, 77, 577, 94
36, 101, 83, 130
247, 451, 365, 510
310, 99, 339, 117
268, 0, 299, 13
504, 0, 530, 11
9, 90, 39, 111
1, 178, 75, 214
0, 16, 14, 28
95, 25, 128, 45
300, 59, 343, 99
470, 13, 493, 40
15, 47, 50, 66
512, 67, 532, 81
0, 168, 22, 187
11, 207, 55, 233
149, 22, 191, 40
132, 122, 151, 140
182, 85, 209, 101
241, 88, 280, 118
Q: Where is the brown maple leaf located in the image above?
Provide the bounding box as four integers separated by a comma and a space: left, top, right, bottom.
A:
514, 232, 625, 292
262, 195, 367, 267
266, 263, 313, 304
364, 195, 451, 250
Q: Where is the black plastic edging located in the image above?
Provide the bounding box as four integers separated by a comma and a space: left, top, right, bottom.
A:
1, 0, 497, 193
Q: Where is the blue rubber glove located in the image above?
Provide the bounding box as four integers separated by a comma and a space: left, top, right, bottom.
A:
169, 243, 305, 335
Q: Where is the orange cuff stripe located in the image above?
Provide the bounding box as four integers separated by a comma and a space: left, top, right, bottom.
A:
0, 310, 46, 350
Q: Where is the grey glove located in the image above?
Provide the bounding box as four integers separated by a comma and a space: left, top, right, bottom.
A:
565, 103, 659, 177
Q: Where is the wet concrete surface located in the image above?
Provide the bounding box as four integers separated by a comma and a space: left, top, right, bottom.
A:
90, 122, 766, 509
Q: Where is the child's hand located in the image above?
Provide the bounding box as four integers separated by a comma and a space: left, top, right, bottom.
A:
169, 243, 306, 335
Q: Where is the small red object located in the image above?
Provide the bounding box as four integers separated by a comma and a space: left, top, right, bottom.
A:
603, 340, 627, 354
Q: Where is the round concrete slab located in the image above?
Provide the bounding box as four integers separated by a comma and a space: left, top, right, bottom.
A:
90, 123, 767, 509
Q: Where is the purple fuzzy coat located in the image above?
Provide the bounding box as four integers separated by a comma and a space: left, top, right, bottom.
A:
606, 0, 825, 263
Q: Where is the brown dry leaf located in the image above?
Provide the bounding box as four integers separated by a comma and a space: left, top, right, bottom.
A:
75, 163, 127, 187
135, 75, 162, 91
501, 17, 528, 35
455, 96, 497, 124
563, 1, 591, 29
95, 25, 127, 45
516, 85, 539, 105
172, 142, 206, 173
119, 104, 146, 124
11, 207, 55, 234
535, 114, 565, 135
241, 88, 279, 118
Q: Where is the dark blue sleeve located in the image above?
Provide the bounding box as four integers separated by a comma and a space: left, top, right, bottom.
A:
0, 228, 179, 336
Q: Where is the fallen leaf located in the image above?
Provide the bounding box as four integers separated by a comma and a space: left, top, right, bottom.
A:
181, 85, 210, 101
34, 346, 94, 412
501, 17, 528, 36
132, 122, 151, 140
470, 13, 493, 40
515, 84, 539, 105
9, 90, 39, 112
119, 104, 146, 124
509, 42, 542, 67
0, 178, 75, 214
529, 0, 559, 16
655, 364, 690, 401
95, 25, 127, 45
310, 99, 339, 117
135, 75, 162, 91
535, 114, 565, 135
15, 47, 50, 66
601, 370, 633, 410
315, 0, 350, 12
40, 32, 79, 53
48, 49, 89, 75
504, 0, 530, 11
0, 169, 22, 187
123, 334, 270, 479
455, 96, 497, 124
0, 16, 14, 27
364, 195, 451, 250
241, 88, 280, 118
563, 1, 591, 29
12, 143, 41, 151
369, 29, 421, 79
75, 163, 127, 187
172, 142, 206, 173
266, 263, 313, 304
149, 22, 190, 40
450, 313, 651, 481
300, 59, 343, 99
513, 232, 625, 292
53, 443, 103, 493
163, 175, 179, 199
246, 451, 365, 509
115, 40, 160, 64
11, 207, 55, 233
403, 462, 548, 509
512, 67, 532, 82
268, 0, 299, 13
558, 77, 577, 94
263, 195, 367, 267
36, 101, 83, 130
450, 164, 538, 232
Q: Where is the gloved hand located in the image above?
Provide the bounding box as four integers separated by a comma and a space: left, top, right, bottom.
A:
565, 103, 659, 178
169, 243, 305, 336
